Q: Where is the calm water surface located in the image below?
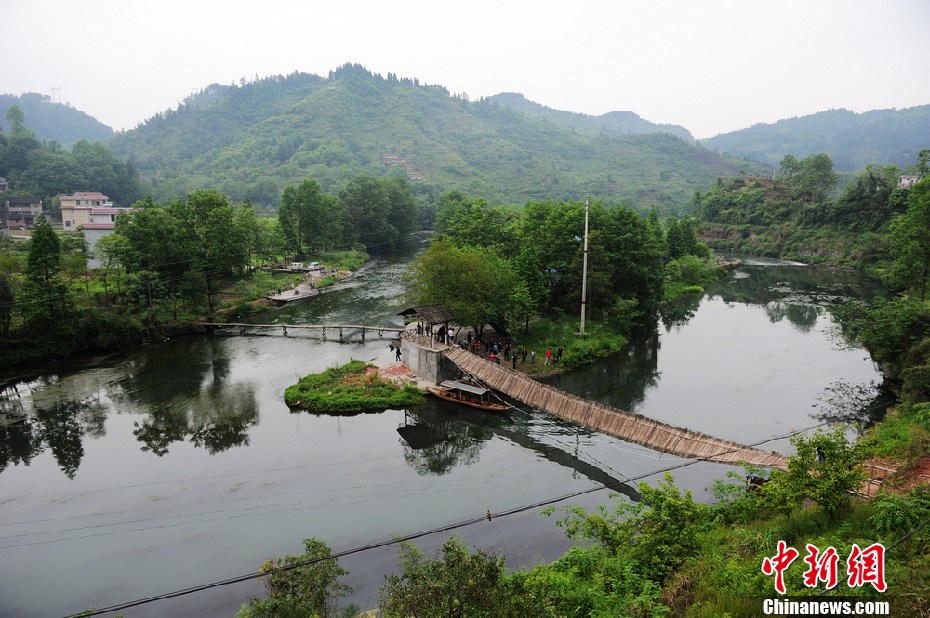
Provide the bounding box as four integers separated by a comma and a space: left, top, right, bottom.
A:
0, 250, 886, 617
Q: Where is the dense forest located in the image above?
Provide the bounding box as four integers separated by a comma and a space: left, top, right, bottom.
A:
486, 92, 694, 141
108, 64, 761, 214
0, 92, 114, 148
702, 106, 930, 172
0, 106, 144, 212
691, 150, 928, 264
0, 174, 418, 368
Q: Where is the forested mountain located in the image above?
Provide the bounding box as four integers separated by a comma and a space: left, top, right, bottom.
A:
109, 64, 758, 213
702, 106, 930, 172
0, 93, 114, 148
485, 92, 694, 141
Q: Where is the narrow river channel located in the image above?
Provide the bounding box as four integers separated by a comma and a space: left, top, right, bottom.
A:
0, 246, 888, 617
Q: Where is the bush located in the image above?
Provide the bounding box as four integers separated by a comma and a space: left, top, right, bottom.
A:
284, 360, 423, 413
237, 538, 355, 618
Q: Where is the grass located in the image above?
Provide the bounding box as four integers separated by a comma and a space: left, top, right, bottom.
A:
312, 249, 368, 272
284, 360, 424, 414
513, 315, 628, 374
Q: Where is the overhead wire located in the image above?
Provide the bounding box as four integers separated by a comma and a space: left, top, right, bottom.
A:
62, 390, 917, 618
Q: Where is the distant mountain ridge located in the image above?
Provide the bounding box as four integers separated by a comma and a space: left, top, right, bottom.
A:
701, 106, 930, 172
0, 92, 114, 147
110, 64, 755, 211
487, 92, 694, 141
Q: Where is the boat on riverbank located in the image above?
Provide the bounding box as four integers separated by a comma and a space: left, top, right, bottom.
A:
426, 379, 509, 412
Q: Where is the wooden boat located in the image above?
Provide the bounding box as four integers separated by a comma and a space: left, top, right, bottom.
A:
427, 379, 509, 413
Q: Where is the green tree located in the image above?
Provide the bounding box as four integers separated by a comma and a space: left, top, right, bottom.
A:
26, 215, 60, 283
545, 472, 703, 584
796, 153, 838, 203
95, 232, 131, 301
380, 535, 514, 618
237, 538, 353, 618
887, 177, 930, 300
404, 239, 515, 338
341, 175, 393, 252
0, 274, 14, 334
169, 189, 246, 314
832, 164, 901, 231
279, 179, 344, 256
117, 200, 189, 320
5, 105, 25, 134
761, 428, 865, 519
24, 214, 69, 325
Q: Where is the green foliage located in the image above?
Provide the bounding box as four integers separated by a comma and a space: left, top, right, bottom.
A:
278, 178, 346, 256
380, 535, 517, 618
238, 537, 353, 618
860, 403, 930, 460
284, 360, 423, 413
887, 177, 930, 300
512, 545, 668, 618
870, 486, 930, 539
109, 66, 758, 211
701, 106, 930, 172
0, 92, 114, 147
0, 274, 13, 334
832, 297, 930, 396
760, 429, 865, 519
545, 473, 705, 584
405, 239, 517, 336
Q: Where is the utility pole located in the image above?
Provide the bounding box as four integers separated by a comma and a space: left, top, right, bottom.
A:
579, 198, 589, 335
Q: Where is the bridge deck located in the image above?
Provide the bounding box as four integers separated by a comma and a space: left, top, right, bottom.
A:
444, 347, 787, 470
202, 322, 405, 333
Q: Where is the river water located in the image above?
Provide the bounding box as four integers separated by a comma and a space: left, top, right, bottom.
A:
0, 247, 887, 617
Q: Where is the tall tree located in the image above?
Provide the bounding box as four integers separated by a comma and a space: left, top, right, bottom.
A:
0, 274, 14, 334
887, 177, 930, 300
404, 239, 516, 337
24, 214, 69, 325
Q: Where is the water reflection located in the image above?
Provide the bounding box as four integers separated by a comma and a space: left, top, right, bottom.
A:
0, 419, 41, 474
397, 400, 494, 475
106, 337, 258, 456
544, 334, 660, 414
129, 383, 258, 456
398, 398, 641, 501
0, 396, 106, 479
707, 264, 885, 333
660, 292, 703, 330
811, 379, 894, 433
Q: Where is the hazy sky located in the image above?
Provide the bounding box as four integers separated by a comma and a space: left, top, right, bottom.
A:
4, 0, 930, 139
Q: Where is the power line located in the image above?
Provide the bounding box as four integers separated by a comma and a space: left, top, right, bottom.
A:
62, 408, 886, 618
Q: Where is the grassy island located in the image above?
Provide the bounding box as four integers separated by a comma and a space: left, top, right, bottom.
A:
284, 360, 423, 414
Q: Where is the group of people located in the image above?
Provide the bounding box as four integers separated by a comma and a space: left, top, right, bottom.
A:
406, 321, 566, 369
461, 332, 563, 369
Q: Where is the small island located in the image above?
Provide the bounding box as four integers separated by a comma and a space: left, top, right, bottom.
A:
284, 360, 424, 414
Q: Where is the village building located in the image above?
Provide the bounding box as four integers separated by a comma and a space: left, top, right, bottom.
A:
897, 174, 923, 189
59, 191, 112, 229
0, 196, 43, 229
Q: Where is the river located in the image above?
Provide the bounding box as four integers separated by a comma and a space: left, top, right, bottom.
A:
0, 246, 888, 617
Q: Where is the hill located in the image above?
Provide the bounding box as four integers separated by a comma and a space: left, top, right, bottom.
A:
0, 92, 114, 147
701, 106, 930, 172
485, 92, 694, 141
109, 64, 760, 213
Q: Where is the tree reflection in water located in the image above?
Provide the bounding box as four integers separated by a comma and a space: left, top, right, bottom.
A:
397, 398, 641, 502
397, 399, 495, 476
0, 396, 107, 479
114, 336, 258, 456
131, 383, 259, 455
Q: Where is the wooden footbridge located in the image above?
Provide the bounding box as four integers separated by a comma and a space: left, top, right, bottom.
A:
443, 347, 788, 470
202, 322, 405, 342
